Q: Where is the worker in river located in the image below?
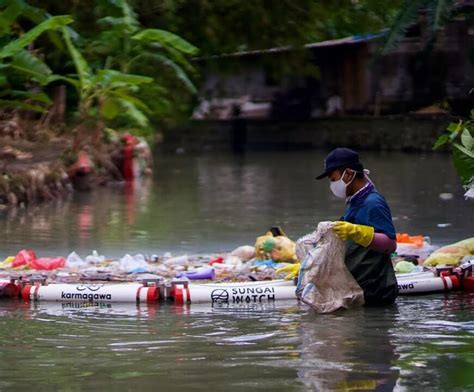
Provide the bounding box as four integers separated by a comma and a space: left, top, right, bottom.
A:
279, 148, 398, 306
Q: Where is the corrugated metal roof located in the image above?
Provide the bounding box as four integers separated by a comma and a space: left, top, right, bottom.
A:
200, 32, 384, 60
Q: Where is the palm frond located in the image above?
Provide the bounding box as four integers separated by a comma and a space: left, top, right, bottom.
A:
0, 15, 73, 59
428, 0, 454, 31
381, 0, 426, 54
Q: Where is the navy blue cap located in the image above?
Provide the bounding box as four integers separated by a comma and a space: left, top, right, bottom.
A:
315, 148, 362, 179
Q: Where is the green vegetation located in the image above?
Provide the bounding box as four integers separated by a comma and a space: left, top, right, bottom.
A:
0, 0, 472, 196
382, 0, 473, 194
135, 0, 401, 55
1, 0, 406, 141
381, 0, 456, 53
0, 7, 72, 112
434, 111, 474, 193
0, 0, 198, 141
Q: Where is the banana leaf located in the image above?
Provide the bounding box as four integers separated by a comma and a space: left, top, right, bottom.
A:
92, 69, 152, 87
0, 15, 73, 58
0, 98, 47, 112
9, 49, 52, 85
116, 97, 149, 127
61, 27, 91, 92
0, 89, 52, 105
132, 29, 198, 55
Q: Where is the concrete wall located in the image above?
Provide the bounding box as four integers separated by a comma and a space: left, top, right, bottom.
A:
163, 116, 452, 153
196, 18, 474, 118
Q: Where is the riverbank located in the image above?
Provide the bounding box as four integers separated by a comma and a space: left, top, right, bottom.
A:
0, 131, 152, 209
0, 137, 73, 209
0, 114, 453, 208
163, 115, 453, 153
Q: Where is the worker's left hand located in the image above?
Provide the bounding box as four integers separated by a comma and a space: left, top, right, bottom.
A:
332, 221, 374, 247
275, 263, 300, 280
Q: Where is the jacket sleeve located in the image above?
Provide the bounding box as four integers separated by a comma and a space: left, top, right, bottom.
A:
366, 196, 396, 240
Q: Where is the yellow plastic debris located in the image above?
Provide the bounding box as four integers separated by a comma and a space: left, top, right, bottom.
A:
255, 229, 298, 263
424, 238, 474, 266
0, 256, 15, 269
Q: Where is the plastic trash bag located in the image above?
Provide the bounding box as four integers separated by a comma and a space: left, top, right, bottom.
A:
119, 254, 149, 274
0, 256, 15, 269
424, 238, 474, 267
177, 267, 215, 280
395, 242, 436, 261
209, 257, 224, 265
230, 245, 255, 262
85, 250, 106, 264
12, 249, 36, 268
395, 234, 436, 261
255, 232, 297, 263
296, 221, 365, 313
29, 257, 65, 270
464, 180, 474, 200
394, 260, 416, 273
163, 255, 189, 266
65, 252, 86, 268
254, 260, 280, 269
396, 233, 424, 247
224, 255, 243, 268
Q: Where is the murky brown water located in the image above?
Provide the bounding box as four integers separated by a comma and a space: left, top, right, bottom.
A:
0, 150, 473, 390
0, 151, 472, 257
0, 294, 473, 391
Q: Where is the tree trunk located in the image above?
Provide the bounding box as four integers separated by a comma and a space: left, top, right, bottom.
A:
51, 85, 66, 124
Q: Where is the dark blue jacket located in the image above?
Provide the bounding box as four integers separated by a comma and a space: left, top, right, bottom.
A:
343, 190, 398, 306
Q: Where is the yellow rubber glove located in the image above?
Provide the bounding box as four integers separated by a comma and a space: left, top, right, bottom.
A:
333, 221, 374, 247
275, 263, 300, 280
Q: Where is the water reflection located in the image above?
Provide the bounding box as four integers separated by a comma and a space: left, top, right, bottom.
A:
0, 177, 153, 257
0, 293, 473, 390
28, 301, 159, 320
392, 293, 474, 391
297, 306, 399, 391
0, 151, 472, 259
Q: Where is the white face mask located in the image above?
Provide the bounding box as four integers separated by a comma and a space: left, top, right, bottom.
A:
330, 169, 355, 199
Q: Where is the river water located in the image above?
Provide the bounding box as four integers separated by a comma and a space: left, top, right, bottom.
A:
0, 150, 473, 390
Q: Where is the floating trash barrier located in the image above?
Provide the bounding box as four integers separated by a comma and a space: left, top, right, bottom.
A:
397, 273, 459, 294
0, 232, 473, 307
396, 259, 474, 294
0, 279, 20, 298
0, 260, 472, 306
22, 282, 160, 303
170, 279, 297, 305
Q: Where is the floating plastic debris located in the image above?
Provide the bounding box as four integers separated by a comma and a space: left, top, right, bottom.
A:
439, 193, 454, 200
66, 252, 85, 268
437, 223, 452, 228
464, 180, 474, 200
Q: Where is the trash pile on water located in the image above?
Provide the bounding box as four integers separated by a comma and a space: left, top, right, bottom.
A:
0, 245, 293, 284
1, 229, 472, 285
0, 227, 304, 284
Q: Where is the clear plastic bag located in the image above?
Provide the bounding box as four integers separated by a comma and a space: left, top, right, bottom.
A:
65, 252, 86, 268
119, 254, 149, 273
296, 221, 364, 313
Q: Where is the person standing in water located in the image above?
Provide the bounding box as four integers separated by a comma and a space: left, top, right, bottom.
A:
315, 147, 398, 306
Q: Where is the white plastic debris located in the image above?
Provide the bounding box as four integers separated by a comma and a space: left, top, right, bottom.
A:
85, 250, 106, 264
132, 254, 146, 264
230, 245, 255, 262
65, 251, 86, 268
212, 263, 237, 271
437, 223, 452, 228
224, 255, 243, 268
296, 221, 365, 313
439, 193, 454, 200
163, 255, 189, 266
119, 254, 149, 273
464, 180, 474, 200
